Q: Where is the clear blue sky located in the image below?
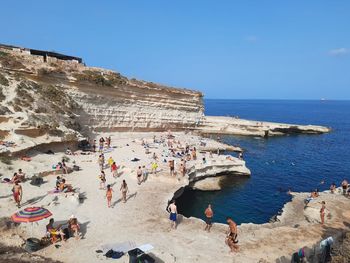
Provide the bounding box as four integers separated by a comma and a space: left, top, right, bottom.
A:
1, 1, 350, 99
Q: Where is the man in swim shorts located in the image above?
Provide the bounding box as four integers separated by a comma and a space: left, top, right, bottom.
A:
226, 217, 239, 253
167, 200, 177, 230
204, 204, 214, 232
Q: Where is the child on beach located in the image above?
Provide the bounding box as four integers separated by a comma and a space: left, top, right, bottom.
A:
151, 162, 158, 175
106, 184, 113, 208
98, 154, 104, 171
99, 171, 106, 189
108, 156, 114, 167
120, 180, 129, 203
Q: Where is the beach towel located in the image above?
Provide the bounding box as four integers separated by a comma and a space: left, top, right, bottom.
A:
48, 189, 61, 194
101, 241, 137, 253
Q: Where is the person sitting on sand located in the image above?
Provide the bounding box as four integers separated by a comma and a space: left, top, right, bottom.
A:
17, 169, 25, 181
12, 181, 22, 208
66, 147, 73, 155
120, 180, 129, 203
106, 184, 113, 208
111, 162, 118, 178
226, 217, 239, 253
137, 166, 143, 185
99, 171, 106, 190
330, 183, 336, 194
204, 204, 214, 232
59, 179, 73, 193
61, 159, 68, 174
304, 189, 319, 206
55, 176, 62, 190
68, 215, 81, 239
46, 218, 65, 243
167, 200, 177, 230
11, 172, 20, 184
341, 180, 348, 195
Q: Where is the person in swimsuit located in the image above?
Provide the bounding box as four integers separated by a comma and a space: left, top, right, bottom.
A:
99, 171, 106, 189
99, 137, 105, 152
11, 172, 20, 184
120, 180, 129, 203
142, 165, 148, 182
106, 184, 113, 208
341, 180, 348, 195
92, 139, 96, 153
46, 218, 65, 242
320, 201, 326, 224
17, 169, 25, 181
59, 179, 73, 193
137, 166, 143, 185
108, 157, 114, 168
330, 182, 336, 194
167, 200, 177, 229
169, 160, 175, 176
151, 162, 158, 175
111, 162, 118, 177
55, 176, 62, 190
98, 155, 104, 171
226, 217, 239, 253
204, 204, 214, 232
12, 181, 22, 207
191, 147, 197, 160
68, 216, 81, 239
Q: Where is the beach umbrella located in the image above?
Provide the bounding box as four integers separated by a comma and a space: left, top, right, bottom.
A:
11, 207, 52, 223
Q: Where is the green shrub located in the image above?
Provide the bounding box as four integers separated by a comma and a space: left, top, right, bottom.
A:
0, 155, 12, 165
0, 73, 9, 86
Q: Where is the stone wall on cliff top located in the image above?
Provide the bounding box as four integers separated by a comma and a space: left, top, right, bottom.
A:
0, 46, 204, 153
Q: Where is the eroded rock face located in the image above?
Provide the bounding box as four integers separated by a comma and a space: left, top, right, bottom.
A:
186, 157, 251, 190
0, 46, 204, 154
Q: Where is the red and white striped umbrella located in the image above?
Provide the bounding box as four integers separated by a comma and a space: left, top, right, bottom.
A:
11, 207, 52, 223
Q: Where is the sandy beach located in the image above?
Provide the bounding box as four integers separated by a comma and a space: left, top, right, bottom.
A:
1, 131, 350, 263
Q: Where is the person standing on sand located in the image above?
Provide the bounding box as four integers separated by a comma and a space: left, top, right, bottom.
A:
12, 181, 22, 208
120, 180, 129, 203
151, 162, 158, 175
106, 184, 113, 208
99, 137, 105, 152
99, 171, 106, 190
167, 200, 177, 229
226, 217, 239, 253
92, 139, 96, 153
204, 204, 214, 232
169, 159, 175, 176
137, 166, 143, 185
111, 162, 118, 178
320, 201, 326, 224
98, 154, 104, 171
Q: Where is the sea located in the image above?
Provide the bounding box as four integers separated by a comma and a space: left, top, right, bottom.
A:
176, 99, 350, 225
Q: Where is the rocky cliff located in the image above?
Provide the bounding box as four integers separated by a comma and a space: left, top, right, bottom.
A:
0, 45, 203, 154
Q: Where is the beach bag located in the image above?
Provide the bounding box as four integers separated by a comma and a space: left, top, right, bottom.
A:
105, 249, 124, 259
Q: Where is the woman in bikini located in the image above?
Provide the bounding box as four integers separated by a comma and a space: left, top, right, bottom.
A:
120, 180, 129, 203
106, 184, 113, 208
99, 171, 106, 189
68, 216, 81, 239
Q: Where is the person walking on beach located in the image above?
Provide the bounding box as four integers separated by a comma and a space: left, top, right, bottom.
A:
111, 162, 118, 178
137, 166, 143, 185
226, 217, 239, 253
169, 159, 175, 176
12, 181, 22, 208
99, 171, 106, 190
341, 179, 348, 195
167, 200, 177, 229
99, 137, 105, 152
120, 180, 129, 203
142, 165, 148, 182
98, 154, 104, 171
320, 201, 326, 224
92, 139, 96, 153
204, 204, 214, 232
106, 184, 113, 208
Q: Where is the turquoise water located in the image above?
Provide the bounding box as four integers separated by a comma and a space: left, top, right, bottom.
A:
176, 100, 350, 224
